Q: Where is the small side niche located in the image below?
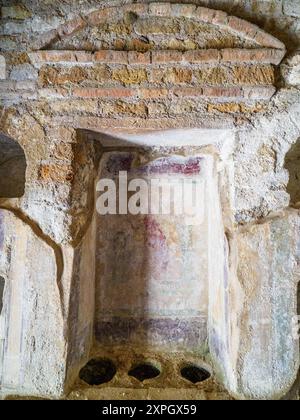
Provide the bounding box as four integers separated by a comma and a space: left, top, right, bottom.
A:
0, 133, 26, 198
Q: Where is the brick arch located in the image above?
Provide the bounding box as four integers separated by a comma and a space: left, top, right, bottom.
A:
37, 2, 285, 52
28, 3, 287, 123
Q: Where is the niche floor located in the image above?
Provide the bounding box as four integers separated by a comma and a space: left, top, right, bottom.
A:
67, 348, 232, 400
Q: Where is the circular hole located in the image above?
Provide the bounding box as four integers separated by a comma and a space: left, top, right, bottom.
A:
128, 363, 161, 382
180, 364, 211, 384
79, 358, 117, 386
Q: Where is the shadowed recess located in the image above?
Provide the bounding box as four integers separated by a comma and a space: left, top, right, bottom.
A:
0, 133, 26, 198
181, 364, 211, 384
0, 276, 5, 314
285, 138, 300, 206
128, 363, 160, 382
79, 359, 117, 386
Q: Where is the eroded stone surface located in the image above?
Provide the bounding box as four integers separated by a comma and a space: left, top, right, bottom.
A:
234, 210, 300, 399
0, 209, 65, 397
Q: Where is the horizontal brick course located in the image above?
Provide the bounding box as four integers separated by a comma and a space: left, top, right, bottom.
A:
94, 50, 128, 64
72, 87, 135, 98
221, 48, 285, 65
29, 49, 284, 67
184, 50, 220, 63
151, 51, 183, 64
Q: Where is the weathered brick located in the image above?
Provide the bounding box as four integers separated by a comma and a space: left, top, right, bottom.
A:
208, 101, 266, 114
202, 86, 243, 98
112, 67, 148, 85
129, 38, 153, 52
135, 19, 180, 35
173, 88, 203, 97
170, 4, 197, 17
151, 51, 183, 64
94, 50, 128, 64
167, 39, 197, 51
87, 7, 119, 26
243, 86, 276, 99
164, 68, 193, 84
195, 7, 216, 22
232, 65, 275, 85
49, 99, 98, 114
227, 16, 258, 39
57, 16, 86, 37
139, 88, 169, 99
30, 51, 74, 64
110, 101, 148, 117
254, 31, 285, 50
128, 51, 151, 65
208, 103, 241, 113
39, 66, 87, 87
221, 49, 285, 65
212, 10, 228, 25
87, 65, 111, 83
73, 87, 135, 99
38, 163, 74, 182
122, 3, 149, 16
184, 50, 220, 63
147, 102, 167, 116
196, 67, 229, 85
149, 2, 171, 16
38, 88, 68, 100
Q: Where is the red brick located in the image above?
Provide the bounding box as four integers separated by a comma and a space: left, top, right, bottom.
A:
254, 31, 286, 50
128, 51, 151, 65
30, 51, 76, 63
171, 4, 196, 17
72, 87, 135, 98
184, 49, 220, 63
74, 51, 93, 63
94, 50, 128, 64
149, 2, 171, 16
195, 7, 216, 23
87, 7, 119, 26
221, 48, 285, 65
227, 16, 258, 39
151, 51, 183, 64
139, 88, 169, 99
29, 50, 92, 65
123, 4, 148, 16
202, 87, 243, 98
212, 10, 228, 25
173, 88, 203, 97
58, 16, 86, 37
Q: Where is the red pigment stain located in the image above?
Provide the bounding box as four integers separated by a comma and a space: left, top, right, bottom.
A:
138, 157, 202, 176
144, 216, 166, 249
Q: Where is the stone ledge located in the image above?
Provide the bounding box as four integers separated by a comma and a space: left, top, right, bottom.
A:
70, 86, 275, 100
29, 49, 285, 67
